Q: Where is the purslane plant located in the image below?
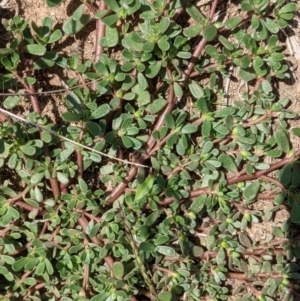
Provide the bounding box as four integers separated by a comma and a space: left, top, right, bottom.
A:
0, 0, 300, 300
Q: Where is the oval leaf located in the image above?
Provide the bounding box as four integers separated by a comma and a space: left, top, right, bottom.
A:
203, 25, 217, 41
243, 181, 260, 202
112, 262, 124, 280
25, 44, 46, 56
275, 127, 290, 153
157, 246, 175, 256
134, 175, 155, 202
218, 154, 237, 172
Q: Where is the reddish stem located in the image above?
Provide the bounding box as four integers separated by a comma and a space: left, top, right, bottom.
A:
77, 216, 114, 270
85, 2, 97, 14
91, 1, 106, 91
14, 73, 61, 198
76, 123, 86, 178
160, 150, 300, 204
106, 165, 138, 205
107, 1, 225, 206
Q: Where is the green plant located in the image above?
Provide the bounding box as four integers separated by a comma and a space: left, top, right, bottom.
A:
0, 0, 300, 300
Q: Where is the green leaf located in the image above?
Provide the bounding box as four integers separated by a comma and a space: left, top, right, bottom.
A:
183, 24, 203, 39
31, 172, 45, 184
137, 91, 151, 106
61, 112, 81, 122
274, 127, 290, 153
87, 121, 103, 136
174, 82, 183, 98
291, 128, 300, 136
279, 3, 297, 14
201, 119, 211, 137
20, 145, 36, 156
274, 192, 286, 205
239, 56, 251, 68
102, 14, 120, 26
1, 255, 15, 265
35, 261, 45, 275
253, 56, 267, 76
218, 35, 234, 51
3, 96, 21, 109
105, 26, 119, 47
34, 186, 43, 202
91, 294, 108, 301
89, 152, 102, 163
148, 98, 167, 114
12, 257, 28, 271
95, 10, 109, 19
8, 153, 18, 169
45, 258, 54, 275
48, 29, 62, 43
157, 246, 175, 256
112, 262, 124, 280
279, 163, 292, 186
57, 172, 69, 184
188, 80, 204, 98
141, 10, 160, 19
203, 25, 217, 41
239, 68, 256, 82
103, 0, 119, 12
202, 141, 213, 154
78, 178, 88, 193
186, 4, 205, 23
164, 113, 175, 129
45, 0, 64, 7
63, 14, 90, 35
58, 148, 74, 162
271, 52, 285, 62
225, 16, 242, 29
25, 44, 46, 56
154, 235, 169, 246
33, 58, 55, 69
243, 181, 260, 202
137, 72, 148, 90
218, 154, 237, 172
190, 194, 207, 213
90, 104, 111, 119
261, 80, 272, 94
181, 124, 197, 134
238, 232, 252, 247
263, 18, 279, 34
177, 51, 192, 59
158, 37, 170, 51
251, 14, 260, 29
143, 40, 155, 52
273, 227, 284, 238
72, 4, 84, 21
145, 210, 162, 226
23, 278, 37, 286
0, 74, 16, 89
134, 175, 155, 202
158, 291, 172, 301
140, 242, 155, 252
264, 149, 282, 158
241, 2, 253, 11
291, 203, 300, 224
145, 61, 161, 79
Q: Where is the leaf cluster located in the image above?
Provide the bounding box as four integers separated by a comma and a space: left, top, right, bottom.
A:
0, 1, 300, 301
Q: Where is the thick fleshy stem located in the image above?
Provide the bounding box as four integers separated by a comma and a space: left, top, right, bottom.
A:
14, 73, 61, 198
91, 0, 107, 91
